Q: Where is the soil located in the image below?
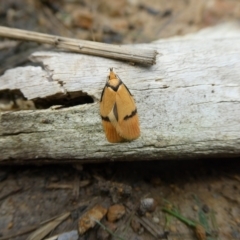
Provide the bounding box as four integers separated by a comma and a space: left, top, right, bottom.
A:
0, 0, 240, 239
1, 160, 240, 239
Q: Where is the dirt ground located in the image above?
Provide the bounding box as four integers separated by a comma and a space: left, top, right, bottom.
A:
1, 160, 240, 240
0, 0, 240, 239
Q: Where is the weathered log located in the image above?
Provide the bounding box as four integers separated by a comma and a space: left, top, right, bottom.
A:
0, 35, 240, 164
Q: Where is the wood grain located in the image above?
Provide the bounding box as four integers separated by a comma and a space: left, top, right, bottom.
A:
0, 37, 240, 164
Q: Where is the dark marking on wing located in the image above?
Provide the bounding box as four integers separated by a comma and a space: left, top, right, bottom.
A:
106, 80, 122, 92
115, 74, 133, 96
101, 115, 110, 122
124, 109, 137, 120
100, 87, 105, 102
113, 103, 118, 121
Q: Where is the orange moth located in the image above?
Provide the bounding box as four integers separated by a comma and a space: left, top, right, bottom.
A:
100, 68, 140, 143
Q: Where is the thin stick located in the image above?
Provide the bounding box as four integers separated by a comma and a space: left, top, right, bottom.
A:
0, 26, 157, 65
125, 208, 167, 239
0, 225, 38, 240
0, 212, 69, 240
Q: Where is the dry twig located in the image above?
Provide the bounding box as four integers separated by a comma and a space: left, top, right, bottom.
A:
0, 26, 157, 65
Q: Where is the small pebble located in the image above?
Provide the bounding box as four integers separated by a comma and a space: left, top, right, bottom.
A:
193, 205, 199, 211
195, 224, 206, 240
58, 230, 78, 240
202, 204, 209, 213
138, 198, 157, 216
152, 216, 160, 223
169, 225, 177, 233
7, 222, 13, 229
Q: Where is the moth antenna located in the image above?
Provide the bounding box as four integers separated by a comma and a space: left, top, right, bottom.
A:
109, 68, 116, 80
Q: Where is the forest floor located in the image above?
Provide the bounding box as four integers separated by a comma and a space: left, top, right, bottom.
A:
0, 0, 240, 239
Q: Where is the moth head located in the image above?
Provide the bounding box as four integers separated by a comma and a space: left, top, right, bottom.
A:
109, 68, 117, 80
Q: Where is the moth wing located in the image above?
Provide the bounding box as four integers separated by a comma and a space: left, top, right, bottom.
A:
100, 86, 116, 117
117, 113, 140, 140
115, 84, 140, 140
100, 86, 124, 142
102, 121, 125, 143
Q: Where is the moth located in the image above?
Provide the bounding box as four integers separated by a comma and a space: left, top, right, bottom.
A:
100, 68, 140, 143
